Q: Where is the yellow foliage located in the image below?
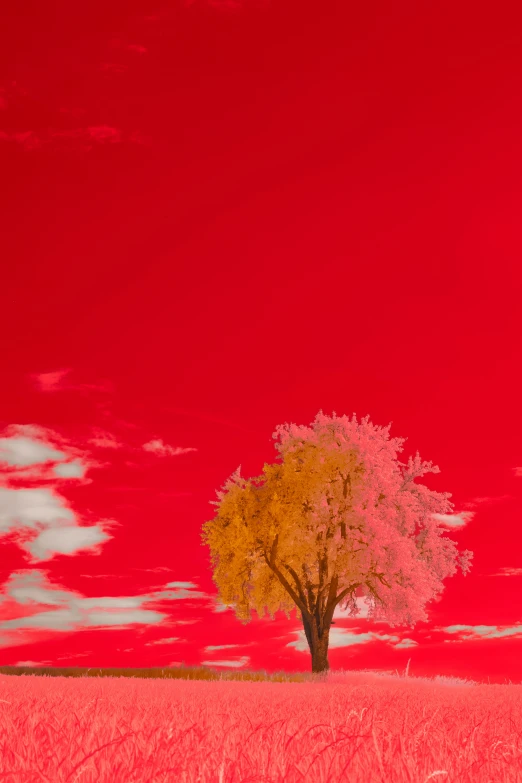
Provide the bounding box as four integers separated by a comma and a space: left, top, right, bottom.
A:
201, 434, 369, 626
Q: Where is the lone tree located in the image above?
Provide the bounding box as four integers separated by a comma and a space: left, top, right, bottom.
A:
201, 411, 473, 675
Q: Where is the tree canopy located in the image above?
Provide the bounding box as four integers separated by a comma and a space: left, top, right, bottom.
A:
201, 411, 473, 672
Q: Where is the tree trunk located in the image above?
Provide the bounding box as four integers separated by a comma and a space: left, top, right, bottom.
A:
311, 636, 330, 674
302, 613, 331, 675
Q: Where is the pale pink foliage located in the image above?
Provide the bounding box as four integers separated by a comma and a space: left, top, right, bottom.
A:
272, 411, 473, 627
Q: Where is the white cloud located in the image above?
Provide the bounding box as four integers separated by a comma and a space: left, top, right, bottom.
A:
0, 571, 209, 645
143, 439, 197, 457
145, 637, 182, 646
25, 524, 113, 561
0, 436, 66, 466
431, 512, 475, 529
88, 429, 123, 449
2, 609, 85, 631
166, 581, 197, 589
0, 487, 115, 562
287, 627, 400, 652
15, 660, 53, 668
53, 461, 86, 479
513, 467, 522, 477
3, 606, 167, 631
56, 651, 91, 661
487, 567, 522, 577
152, 586, 207, 601
0, 488, 75, 530
442, 623, 522, 641
212, 600, 232, 613
394, 638, 418, 649
79, 596, 147, 609
137, 566, 173, 573
0, 425, 90, 480
79, 573, 127, 579
8, 579, 78, 606
85, 610, 166, 626
200, 656, 250, 668
334, 595, 373, 620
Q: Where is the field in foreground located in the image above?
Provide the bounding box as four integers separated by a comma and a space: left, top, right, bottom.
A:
0, 667, 521, 782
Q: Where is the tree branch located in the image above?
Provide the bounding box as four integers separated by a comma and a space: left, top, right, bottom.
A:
259, 535, 311, 616
332, 581, 361, 609
269, 534, 278, 566
302, 564, 317, 614
282, 562, 310, 611
322, 574, 340, 627
365, 580, 383, 605
262, 553, 309, 616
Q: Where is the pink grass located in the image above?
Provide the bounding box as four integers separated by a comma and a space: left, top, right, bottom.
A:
0, 668, 521, 782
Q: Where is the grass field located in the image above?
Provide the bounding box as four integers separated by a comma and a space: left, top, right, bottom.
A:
0, 664, 520, 782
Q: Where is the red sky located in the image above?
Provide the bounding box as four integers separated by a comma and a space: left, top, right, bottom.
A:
0, 0, 521, 684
